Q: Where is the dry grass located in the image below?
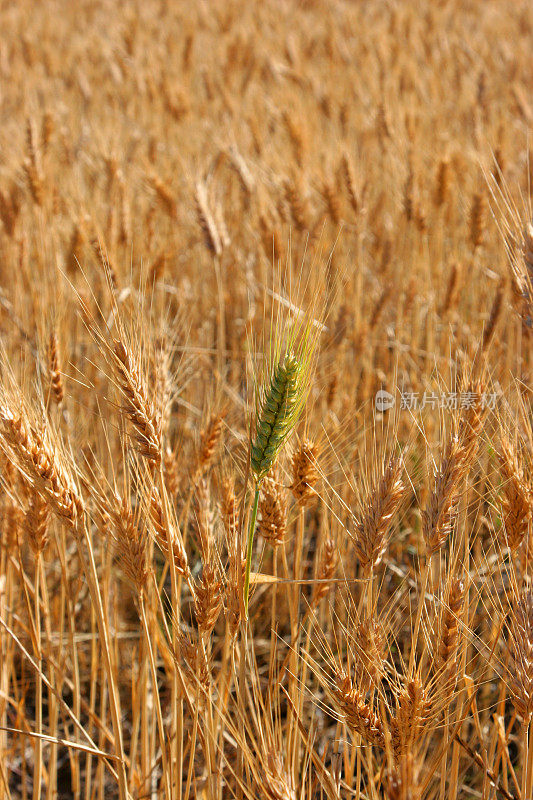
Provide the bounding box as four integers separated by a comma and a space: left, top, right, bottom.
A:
0, 0, 532, 798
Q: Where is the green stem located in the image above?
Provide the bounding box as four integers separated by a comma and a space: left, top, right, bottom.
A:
243, 485, 261, 618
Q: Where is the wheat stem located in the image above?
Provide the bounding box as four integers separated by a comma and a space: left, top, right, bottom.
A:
33, 555, 42, 800
139, 592, 172, 800
243, 485, 260, 617
74, 531, 129, 800
526, 718, 533, 800
410, 558, 429, 674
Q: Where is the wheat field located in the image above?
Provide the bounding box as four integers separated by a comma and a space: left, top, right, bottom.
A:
0, 0, 532, 798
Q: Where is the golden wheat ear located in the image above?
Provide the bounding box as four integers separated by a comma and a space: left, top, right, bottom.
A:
498, 435, 533, 553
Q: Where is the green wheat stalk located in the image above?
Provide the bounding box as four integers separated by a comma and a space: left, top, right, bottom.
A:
243, 311, 320, 617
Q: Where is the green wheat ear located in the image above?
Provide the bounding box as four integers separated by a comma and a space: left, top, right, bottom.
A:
242, 295, 323, 619
250, 353, 301, 483
244, 344, 315, 617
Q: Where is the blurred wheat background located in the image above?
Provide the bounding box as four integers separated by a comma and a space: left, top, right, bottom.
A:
0, 0, 532, 798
